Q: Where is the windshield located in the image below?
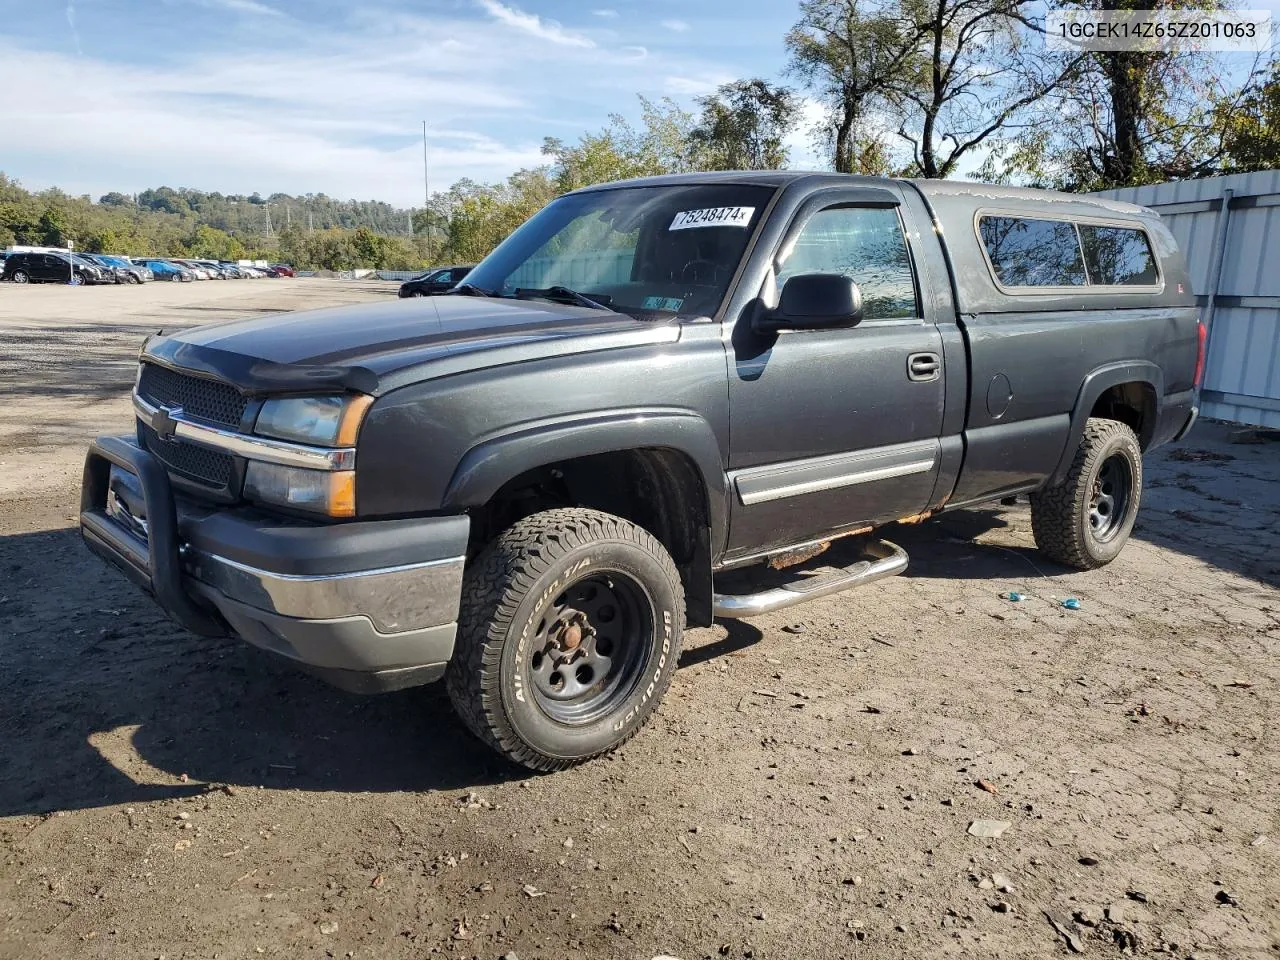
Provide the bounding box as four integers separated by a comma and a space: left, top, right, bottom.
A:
463, 183, 775, 319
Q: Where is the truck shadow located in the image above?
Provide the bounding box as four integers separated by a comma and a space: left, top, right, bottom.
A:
0, 529, 530, 818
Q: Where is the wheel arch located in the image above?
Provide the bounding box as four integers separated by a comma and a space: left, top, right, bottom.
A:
443, 410, 727, 628
1048, 362, 1162, 486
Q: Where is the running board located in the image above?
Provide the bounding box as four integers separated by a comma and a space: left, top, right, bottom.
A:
712, 539, 908, 619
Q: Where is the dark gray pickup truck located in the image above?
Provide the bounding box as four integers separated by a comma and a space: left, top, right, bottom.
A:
81, 172, 1203, 770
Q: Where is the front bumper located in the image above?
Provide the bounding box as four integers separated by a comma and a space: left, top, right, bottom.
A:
80, 436, 470, 693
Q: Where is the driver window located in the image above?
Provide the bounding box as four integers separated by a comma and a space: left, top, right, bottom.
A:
775, 206, 918, 320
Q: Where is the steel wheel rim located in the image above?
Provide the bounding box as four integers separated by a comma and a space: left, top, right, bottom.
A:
1088, 453, 1131, 542
527, 570, 653, 725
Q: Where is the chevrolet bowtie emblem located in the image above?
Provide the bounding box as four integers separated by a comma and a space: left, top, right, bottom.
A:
152, 405, 183, 441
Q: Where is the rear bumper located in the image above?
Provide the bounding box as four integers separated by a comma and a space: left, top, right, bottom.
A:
80, 436, 470, 693
1153, 389, 1200, 447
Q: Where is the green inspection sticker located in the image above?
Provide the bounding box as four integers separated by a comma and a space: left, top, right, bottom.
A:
643, 296, 685, 311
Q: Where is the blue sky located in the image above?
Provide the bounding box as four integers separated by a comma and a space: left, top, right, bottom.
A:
0, 0, 815, 206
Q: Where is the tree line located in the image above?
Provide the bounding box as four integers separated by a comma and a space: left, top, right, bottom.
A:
4, 0, 1277, 271
0, 176, 428, 270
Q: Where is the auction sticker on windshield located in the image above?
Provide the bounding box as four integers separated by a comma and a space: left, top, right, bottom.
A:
669, 207, 756, 230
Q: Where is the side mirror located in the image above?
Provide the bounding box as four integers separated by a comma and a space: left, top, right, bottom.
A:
755, 273, 864, 333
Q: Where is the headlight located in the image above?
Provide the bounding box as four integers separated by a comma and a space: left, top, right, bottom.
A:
244, 463, 356, 518
254, 394, 372, 446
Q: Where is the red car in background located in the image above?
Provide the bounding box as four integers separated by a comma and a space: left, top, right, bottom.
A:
267, 264, 295, 277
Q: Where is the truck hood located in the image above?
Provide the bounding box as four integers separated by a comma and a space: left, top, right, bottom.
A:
143, 294, 681, 395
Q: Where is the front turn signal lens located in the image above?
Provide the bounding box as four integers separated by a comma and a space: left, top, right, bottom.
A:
245, 462, 357, 517
327, 471, 356, 518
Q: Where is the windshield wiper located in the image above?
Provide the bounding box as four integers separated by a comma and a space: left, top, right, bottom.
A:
449, 281, 499, 297
514, 286, 613, 311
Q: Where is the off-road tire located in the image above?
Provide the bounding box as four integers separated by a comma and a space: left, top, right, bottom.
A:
446, 508, 685, 772
1031, 417, 1143, 570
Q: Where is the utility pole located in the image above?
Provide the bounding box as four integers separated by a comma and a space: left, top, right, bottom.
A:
308, 211, 314, 234
422, 120, 434, 261
422, 120, 430, 207
264, 202, 273, 237
286, 205, 291, 230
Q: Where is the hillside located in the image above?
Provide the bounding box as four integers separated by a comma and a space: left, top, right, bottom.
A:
0, 174, 429, 271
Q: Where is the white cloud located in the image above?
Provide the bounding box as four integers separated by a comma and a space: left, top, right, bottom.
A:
664, 72, 734, 96
591, 8, 619, 17
660, 18, 690, 32
65, 1, 83, 56
177, 0, 284, 15
476, 0, 595, 48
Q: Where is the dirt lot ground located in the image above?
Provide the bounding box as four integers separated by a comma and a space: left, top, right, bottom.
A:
1, 279, 1277, 960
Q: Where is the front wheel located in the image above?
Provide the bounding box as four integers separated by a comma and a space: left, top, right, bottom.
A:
1030, 417, 1143, 570
446, 508, 685, 771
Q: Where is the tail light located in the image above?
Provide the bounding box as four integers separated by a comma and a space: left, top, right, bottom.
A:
1194, 320, 1207, 388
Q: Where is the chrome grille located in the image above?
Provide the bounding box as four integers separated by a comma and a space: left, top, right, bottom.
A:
140, 423, 234, 489
137, 363, 246, 428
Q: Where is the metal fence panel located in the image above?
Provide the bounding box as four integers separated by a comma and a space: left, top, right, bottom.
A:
1095, 170, 1280, 429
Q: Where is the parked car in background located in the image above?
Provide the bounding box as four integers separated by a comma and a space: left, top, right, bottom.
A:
268, 264, 295, 277
241, 266, 267, 278
2, 250, 103, 284
398, 264, 473, 298
96, 255, 153, 283
185, 259, 231, 279
135, 258, 194, 282
72, 254, 112, 284
172, 259, 215, 280
78, 254, 131, 284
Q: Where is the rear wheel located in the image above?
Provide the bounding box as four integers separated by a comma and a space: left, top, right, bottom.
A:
1031, 417, 1143, 569
446, 508, 685, 771
12, 270, 29, 284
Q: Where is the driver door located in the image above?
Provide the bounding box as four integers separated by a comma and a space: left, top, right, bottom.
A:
724, 188, 947, 560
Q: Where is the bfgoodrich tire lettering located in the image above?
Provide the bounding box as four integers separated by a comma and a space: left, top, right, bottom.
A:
1030, 417, 1143, 570
446, 508, 685, 771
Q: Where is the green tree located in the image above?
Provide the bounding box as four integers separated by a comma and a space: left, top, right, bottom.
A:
436, 169, 556, 265
38, 207, 70, 246
85, 229, 121, 253
543, 96, 702, 193
351, 226, 388, 267
786, 0, 917, 173
689, 79, 801, 170
1219, 58, 1280, 174
787, 0, 1081, 178
982, 1, 1264, 189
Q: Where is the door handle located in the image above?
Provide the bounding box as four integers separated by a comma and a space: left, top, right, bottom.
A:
907, 352, 941, 382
